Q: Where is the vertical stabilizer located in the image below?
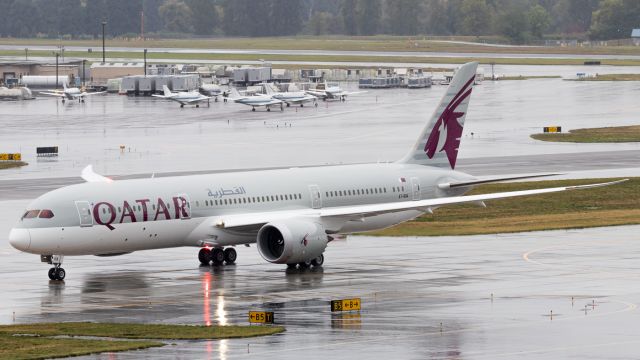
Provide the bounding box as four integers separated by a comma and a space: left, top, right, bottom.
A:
163, 85, 173, 97
398, 62, 478, 169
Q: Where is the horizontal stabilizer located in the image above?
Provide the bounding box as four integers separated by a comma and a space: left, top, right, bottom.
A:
438, 173, 563, 189
81, 165, 113, 183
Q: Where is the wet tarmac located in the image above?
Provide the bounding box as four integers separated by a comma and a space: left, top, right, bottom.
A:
1, 76, 639, 181
2, 65, 640, 358
2, 209, 640, 359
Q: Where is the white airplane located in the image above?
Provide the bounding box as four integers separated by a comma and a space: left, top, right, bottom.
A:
263, 83, 317, 107
229, 87, 284, 112
9, 62, 625, 281
199, 83, 222, 99
152, 85, 215, 108
40, 83, 106, 103
306, 81, 364, 101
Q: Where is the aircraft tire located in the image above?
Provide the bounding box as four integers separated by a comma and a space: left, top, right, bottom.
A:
286, 263, 297, 269
267, 107, 271, 112
48, 268, 56, 280
224, 248, 237, 264
196, 104, 199, 108
298, 260, 311, 269
198, 248, 212, 265
286, 103, 290, 107
212, 248, 225, 266
56, 268, 66, 281
311, 254, 324, 267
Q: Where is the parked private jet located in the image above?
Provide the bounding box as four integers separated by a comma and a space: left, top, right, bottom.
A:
306, 81, 364, 101
264, 83, 317, 107
9, 62, 624, 281
40, 83, 106, 103
229, 87, 284, 111
153, 85, 215, 108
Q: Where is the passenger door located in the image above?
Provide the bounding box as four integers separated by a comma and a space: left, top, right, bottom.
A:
308, 185, 322, 209
75, 201, 93, 227
410, 177, 421, 201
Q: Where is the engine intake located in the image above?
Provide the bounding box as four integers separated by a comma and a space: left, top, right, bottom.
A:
257, 220, 328, 264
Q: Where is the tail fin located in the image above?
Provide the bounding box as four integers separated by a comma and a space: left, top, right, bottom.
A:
230, 87, 241, 98
263, 83, 275, 95
163, 85, 172, 97
398, 62, 478, 169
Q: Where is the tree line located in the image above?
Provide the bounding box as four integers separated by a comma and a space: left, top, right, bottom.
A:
0, 0, 638, 43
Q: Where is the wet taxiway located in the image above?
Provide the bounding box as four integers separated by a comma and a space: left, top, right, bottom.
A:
2, 219, 640, 359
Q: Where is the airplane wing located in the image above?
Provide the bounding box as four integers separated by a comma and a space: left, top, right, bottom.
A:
182, 96, 213, 104
39, 91, 66, 98
437, 173, 562, 189
80, 91, 107, 96
213, 179, 626, 229
305, 90, 326, 98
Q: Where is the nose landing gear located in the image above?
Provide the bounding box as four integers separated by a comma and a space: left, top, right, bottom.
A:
43, 255, 65, 281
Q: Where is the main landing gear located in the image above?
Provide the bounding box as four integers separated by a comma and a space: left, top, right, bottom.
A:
198, 247, 236, 266
286, 254, 324, 270
43, 255, 66, 281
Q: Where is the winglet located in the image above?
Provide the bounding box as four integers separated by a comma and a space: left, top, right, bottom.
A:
81, 165, 113, 183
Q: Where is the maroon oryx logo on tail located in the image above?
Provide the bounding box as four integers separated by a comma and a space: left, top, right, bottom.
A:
424, 75, 475, 169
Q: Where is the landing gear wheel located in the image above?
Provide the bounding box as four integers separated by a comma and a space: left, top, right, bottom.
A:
211, 248, 225, 266
56, 268, 66, 280
298, 260, 311, 269
287, 263, 297, 269
48, 268, 56, 280
286, 103, 290, 107
252, 107, 256, 112
196, 104, 200, 108
267, 107, 271, 112
198, 248, 212, 265
311, 254, 324, 267
223, 248, 237, 264
300, 104, 304, 107
180, 104, 184, 108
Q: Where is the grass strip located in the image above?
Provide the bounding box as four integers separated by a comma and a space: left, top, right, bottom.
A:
5, 36, 640, 56
0, 322, 284, 340
531, 125, 640, 143
0, 336, 162, 360
367, 178, 639, 236
495, 75, 561, 80
3, 50, 640, 67
0, 161, 27, 170
573, 73, 640, 81
0, 322, 284, 360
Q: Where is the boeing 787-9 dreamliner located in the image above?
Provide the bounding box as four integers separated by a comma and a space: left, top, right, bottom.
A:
9, 62, 624, 280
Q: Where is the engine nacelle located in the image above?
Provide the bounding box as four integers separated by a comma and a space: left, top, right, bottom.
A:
257, 220, 328, 264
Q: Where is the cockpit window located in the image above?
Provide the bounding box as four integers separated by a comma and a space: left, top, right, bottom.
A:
22, 210, 40, 219
39, 209, 55, 219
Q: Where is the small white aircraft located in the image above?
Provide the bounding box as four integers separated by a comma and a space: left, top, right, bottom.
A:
199, 83, 222, 98
264, 83, 317, 107
9, 62, 626, 281
152, 85, 215, 108
306, 81, 364, 101
40, 83, 106, 103
229, 87, 284, 112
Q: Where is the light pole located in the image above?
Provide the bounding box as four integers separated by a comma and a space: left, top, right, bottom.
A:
55, 52, 60, 89
144, 49, 147, 76
101, 19, 107, 63
24, 48, 28, 61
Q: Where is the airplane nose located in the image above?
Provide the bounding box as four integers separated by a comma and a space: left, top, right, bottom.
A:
9, 228, 31, 251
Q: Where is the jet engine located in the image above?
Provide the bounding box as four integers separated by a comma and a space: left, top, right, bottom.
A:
257, 220, 328, 264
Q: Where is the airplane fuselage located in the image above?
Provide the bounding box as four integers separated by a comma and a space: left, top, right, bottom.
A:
11, 163, 471, 256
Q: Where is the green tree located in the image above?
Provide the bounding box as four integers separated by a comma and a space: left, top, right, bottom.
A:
589, 0, 640, 40
188, 0, 218, 35
527, 4, 550, 39
6, 0, 41, 37
386, 0, 421, 35
159, 0, 193, 33
460, 0, 491, 35
271, 0, 304, 36
341, 0, 358, 35
356, 0, 381, 35
496, 4, 529, 44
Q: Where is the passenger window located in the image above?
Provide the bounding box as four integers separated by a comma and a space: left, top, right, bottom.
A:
22, 210, 40, 219
39, 209, 54, 219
